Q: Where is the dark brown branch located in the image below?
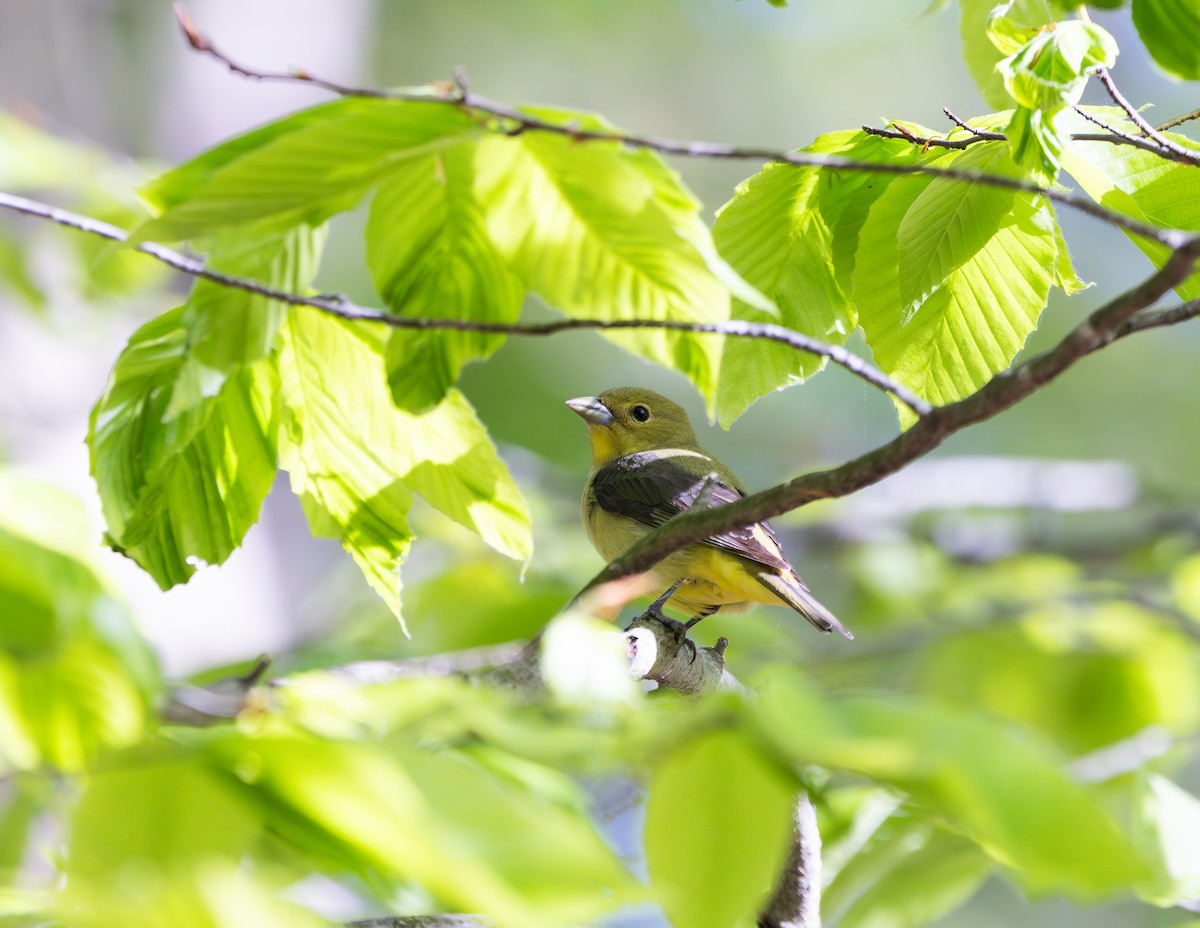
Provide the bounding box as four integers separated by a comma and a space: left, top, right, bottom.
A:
1094, 67, 1200, 165
0, 190, 930, 415
171, 6, 1183, 248
1070, 105, 1169, 157
582, 240, 1200, 594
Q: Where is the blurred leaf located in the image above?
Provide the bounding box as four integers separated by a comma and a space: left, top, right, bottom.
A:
200, 729, 623, 926
1173, 552, 1200, 623
66, 755, 263, 879
277, 310, 531, 628
168, 221, 328, 416
89, 307, 278, 589
1, 639, 146, 774
366, 146, 523, 413
1132, 0, 1200, 79
645, 727, 797, 928
755, 669, 1149, 894
855, 146, 1059, 425
0, 775, 47, 878
1133, 774, 1200, 905
834, 826, 991, 928
0, 473, 113, 655
474, 108, 729, 410
138, 99, 482, 241
1064, 126, 1200, 299
0, 473, 155, 774
405, 559, 571, 652
400, 746, 640, 922
58, 859, 323, 928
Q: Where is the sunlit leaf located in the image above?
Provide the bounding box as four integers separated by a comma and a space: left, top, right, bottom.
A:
713, 130, 939, 425
277, 310, 531, 628
1063, 127, 1200, 299
89, 307, 279, 589
855, 146, 1059, 425
138, 99, 482, 241
168, 221, 328, 416
474, 108, 730, 409
366, 146, 523, 413
645, 727, 797, 928
958, 0, 1058, 108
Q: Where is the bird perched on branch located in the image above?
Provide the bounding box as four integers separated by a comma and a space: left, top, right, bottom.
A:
566, 386, 852, 639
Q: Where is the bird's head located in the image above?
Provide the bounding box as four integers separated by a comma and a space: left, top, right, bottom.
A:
565, 387, 700, 465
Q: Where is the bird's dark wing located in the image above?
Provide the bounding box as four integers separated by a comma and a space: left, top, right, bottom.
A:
591, 450, 791, 572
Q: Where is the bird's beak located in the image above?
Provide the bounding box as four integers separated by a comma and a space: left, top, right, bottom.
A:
565, 395, 613, 426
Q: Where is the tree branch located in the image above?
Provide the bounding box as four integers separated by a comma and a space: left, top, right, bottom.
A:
863, 111, 1172, 160
171, 5, 1183, 247
582, 240, 1200, 593
0, 190, 929, 416
1093, 66, 1200, 165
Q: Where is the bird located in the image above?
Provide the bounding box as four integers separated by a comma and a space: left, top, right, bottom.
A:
566, 386, 852, 639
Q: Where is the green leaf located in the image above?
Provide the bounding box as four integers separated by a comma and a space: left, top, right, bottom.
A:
138, 99, 482, 241
712, 130, 938, 425
994, 17, 1118, 178
1133, 774, 1200, 905
0, 639, 147, 774
1132, 0, 1200, 79
855, 149, 1058, 425
401, 746, 639, 922
89, 307, 279, 589
66, 756, 263, 879
366, 146, 523, 414
168, 221, 328, 416
201, 730, 601, 926
277, 310, 531, 627
835, 828, 991, 928
1062, 129, 1200, 299
755, 670, 1150, 895
898, 144, 1030, 316
645, 728, 797, 928
0, 474, 156, 774
0, 472, 112, 655
474, 109, 730, 410
958, 0, 1057, 108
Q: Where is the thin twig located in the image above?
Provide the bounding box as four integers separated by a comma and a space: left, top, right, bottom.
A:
1070, 106, 1176, 157
1157, 107, 1200, 133
1094, 66, 1200, 165
171, 5, 1184, 248
0, 190, 930, 415
582, 239, 1200, 593
869, 112, 1175, 160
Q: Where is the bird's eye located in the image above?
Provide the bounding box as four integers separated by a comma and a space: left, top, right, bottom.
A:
631, 404, 651, 422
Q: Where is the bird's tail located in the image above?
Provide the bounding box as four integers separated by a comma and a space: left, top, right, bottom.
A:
756, 572, 854, 640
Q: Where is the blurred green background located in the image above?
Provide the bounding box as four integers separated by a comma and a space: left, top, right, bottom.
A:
1, 2, 1199, 926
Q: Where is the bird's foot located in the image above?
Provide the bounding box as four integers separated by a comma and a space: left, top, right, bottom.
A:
643, 579, 684, 622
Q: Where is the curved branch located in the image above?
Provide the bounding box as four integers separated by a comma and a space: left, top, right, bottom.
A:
172, 6, 1184, 248
0, 190, 929, 416
582, 241, 1200, 593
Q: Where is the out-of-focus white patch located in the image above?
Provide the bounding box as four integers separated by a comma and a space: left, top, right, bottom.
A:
541, 611, 640, 707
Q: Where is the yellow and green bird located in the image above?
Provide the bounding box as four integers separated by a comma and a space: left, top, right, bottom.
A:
566, 386, 852, 638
